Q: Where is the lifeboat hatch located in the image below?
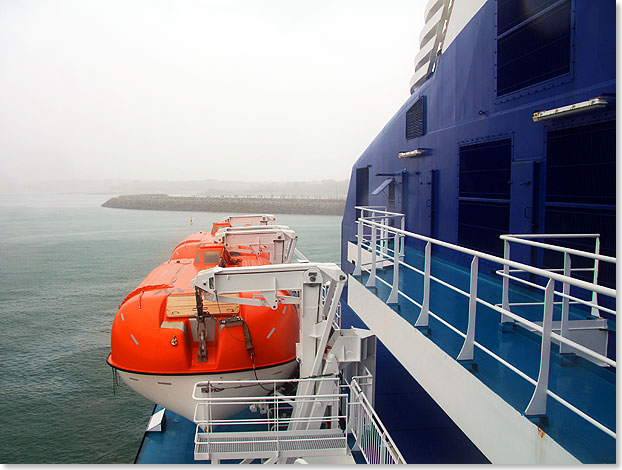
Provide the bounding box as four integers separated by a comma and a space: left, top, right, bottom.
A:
166, 293, 239, 318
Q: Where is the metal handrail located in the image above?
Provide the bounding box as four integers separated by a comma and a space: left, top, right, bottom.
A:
355, 205, 404, 218
353, 208, 616, 439
347, 378, 406, 464
191, 375, 405, 464
500, 233, 607, 321
359, 219, 614, 297
500, 234, 613, 263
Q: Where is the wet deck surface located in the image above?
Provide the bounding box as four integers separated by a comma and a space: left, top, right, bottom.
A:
351, 244, 615, 463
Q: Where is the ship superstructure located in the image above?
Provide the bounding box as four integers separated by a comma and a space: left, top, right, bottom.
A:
339, 0, 615, 464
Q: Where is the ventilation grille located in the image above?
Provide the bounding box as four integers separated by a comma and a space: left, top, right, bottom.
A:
458, 201, 510, 257
545, 121, 616, 288
497, 0, 571, 96
546, 121, 616, 205
458, 139, 511, 257
459, 140, 511, 199
497, 0, 560, 34
406, 96, 425, 139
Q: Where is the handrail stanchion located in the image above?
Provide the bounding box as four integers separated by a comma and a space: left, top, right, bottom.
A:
366, 224, 377, 287
354, 221, 362, 276
457, 256, 478, 361
399, 216, 405, 258
415, 241, 431, 327
381, 216, 387, 258
525, 279, 555, 417
387, 231, 400, 304
501, 239, 514, 324
591, 236, 601, 317
560, 253, 571, 354
380, 437, 386, 465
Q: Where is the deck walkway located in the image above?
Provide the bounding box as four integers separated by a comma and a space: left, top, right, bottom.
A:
351, 243, 615, 463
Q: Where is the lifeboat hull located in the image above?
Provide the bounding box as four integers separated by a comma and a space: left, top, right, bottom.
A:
117, 360, 298, 422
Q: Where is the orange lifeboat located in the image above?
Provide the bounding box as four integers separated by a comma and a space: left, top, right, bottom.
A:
107, 216, 300, 421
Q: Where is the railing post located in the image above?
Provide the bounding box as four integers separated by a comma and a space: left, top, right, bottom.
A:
591, 236, 601, 318
354, 220, 362, 276
525, 278, 554, 417
415, 241, 431, 327
366, 224, 377, 287
381, 216, 388, 259
560, 252, 571, 354
399, 216, 405, 258
387, 232, 400, 304
380, 437, 386, 465
501, 239, 514, 324
457, 256, 478, 361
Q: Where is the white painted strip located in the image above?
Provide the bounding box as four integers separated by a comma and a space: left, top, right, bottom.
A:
120, 312, 125, 321
131, 334, 139, 345
266, 327, 276, 339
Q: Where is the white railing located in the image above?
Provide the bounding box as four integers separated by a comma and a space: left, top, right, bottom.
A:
354, 206, 405, 281
191, 376, 405, 464
348, 377, 406, 464
353, 208, 616, 439
499, 234, 609, 322
193, 377, 343, 430
498, 234, 613, 355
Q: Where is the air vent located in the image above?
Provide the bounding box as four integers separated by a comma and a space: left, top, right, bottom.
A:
406, 96, 426, 139
544, 121, 616, 288
458, 139, 511, 256
496, 0, 571, 96
497, 0, 560, 35
546, 121, 615, 206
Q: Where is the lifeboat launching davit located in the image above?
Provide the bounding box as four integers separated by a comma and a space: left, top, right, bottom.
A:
107, 215, 301, 422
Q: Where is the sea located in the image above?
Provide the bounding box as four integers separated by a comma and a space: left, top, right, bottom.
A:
0, 193, 342, 464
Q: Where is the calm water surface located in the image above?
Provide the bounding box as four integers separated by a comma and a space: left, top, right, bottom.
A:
0, 194, 342, 463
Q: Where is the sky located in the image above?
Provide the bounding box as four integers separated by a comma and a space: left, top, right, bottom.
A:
0, 0, 425, 189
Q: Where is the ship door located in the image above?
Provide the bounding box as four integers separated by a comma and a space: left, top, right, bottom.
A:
418, 170, 434, 237
355, 166, 370, 225
509, 161, 535, 234
509, 160, 535, 263
355, 167, 369, 208
404, 169, 434, 236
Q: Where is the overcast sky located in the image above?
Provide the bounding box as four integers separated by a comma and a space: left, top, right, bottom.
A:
0, 0, 425, 189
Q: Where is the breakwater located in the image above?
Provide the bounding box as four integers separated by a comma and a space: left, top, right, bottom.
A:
102, 194, 346, 216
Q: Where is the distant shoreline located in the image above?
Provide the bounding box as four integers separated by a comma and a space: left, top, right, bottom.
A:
102, 194, 346, 216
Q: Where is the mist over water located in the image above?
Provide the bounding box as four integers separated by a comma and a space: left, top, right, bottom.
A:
0, 193, 341, 463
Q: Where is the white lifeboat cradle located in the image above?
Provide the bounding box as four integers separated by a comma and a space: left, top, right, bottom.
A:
148, 215, 404, 464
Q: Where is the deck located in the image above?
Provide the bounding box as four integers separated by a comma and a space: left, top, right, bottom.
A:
347, 236, 615, 463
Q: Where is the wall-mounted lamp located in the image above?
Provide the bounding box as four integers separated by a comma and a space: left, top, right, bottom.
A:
398, 148, 427, 158
532, 96, 609, 122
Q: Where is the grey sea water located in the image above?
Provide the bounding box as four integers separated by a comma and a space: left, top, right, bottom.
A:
0, 194, 342, 463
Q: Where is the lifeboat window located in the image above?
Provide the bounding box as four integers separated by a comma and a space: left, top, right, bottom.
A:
203, 251, 220, 265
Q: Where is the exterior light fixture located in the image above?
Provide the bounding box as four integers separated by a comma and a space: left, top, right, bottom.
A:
398, 149, 427, 158
532, 96, 609, 122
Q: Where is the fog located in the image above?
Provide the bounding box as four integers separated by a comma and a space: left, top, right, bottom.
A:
0, 0, 425, 193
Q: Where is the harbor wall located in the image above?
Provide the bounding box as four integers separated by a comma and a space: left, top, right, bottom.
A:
102, 194, 345, 216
